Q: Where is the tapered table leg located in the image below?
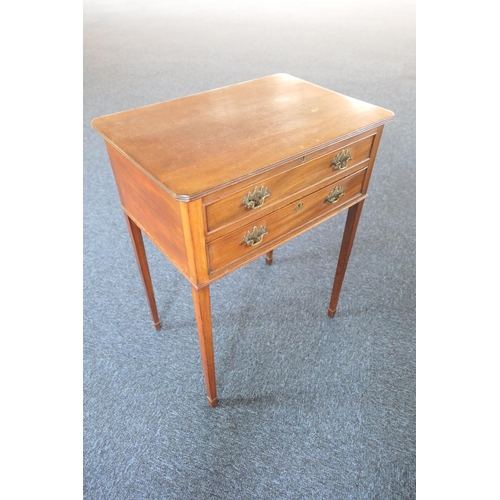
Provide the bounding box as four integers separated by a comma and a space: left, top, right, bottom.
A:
265, 250, 274, 265
191, 285, 218, 407
124, 214, 161, 331
328, 200, 365, 318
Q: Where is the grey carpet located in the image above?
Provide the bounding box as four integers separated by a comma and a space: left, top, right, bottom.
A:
83, 1, 416, 498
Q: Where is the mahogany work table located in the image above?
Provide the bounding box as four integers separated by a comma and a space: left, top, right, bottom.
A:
91, 74, 394, 407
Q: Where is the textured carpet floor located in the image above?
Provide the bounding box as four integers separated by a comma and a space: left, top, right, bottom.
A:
83, 1, 415, 498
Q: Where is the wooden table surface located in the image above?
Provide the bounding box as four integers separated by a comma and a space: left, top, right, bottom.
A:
91, 74, 394, 201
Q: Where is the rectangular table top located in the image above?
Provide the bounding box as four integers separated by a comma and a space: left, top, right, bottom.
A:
91, 74, 394, 201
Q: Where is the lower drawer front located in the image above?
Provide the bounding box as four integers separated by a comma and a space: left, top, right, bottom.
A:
207, 168, 366, 272
204, 134, 374, 233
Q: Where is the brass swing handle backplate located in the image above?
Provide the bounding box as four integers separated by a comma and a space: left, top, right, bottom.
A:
243, 225, 268, 246
331, 149, 352, 170
325, 186, 345, 204
243, 186, 270, 210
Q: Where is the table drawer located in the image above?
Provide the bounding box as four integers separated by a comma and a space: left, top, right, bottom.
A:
204, 134, 374, 233
207, 168, 367, 273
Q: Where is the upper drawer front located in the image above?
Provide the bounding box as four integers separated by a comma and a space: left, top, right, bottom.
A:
207, 168, 366, 273
204, 134, 375, 233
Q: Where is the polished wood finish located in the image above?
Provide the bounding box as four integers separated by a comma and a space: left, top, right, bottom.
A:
207, 168, 367, 273
328, 200, 365, 318
265, 251, 274, 265
179, 199, 209, 286
91, 74, 394, 406
191, 286, 218, 407
91, 74, 393, 201
106, 143, 189, 280
204, 133, 375, 233
124, 214, 161, 331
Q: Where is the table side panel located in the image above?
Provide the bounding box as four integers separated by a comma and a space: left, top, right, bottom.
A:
105, 143, 189, 277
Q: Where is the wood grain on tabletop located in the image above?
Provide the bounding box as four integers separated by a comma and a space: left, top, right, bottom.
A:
91, 74, 394, 201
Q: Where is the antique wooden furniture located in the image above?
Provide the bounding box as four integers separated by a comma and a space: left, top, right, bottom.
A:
91, 74, 394, 407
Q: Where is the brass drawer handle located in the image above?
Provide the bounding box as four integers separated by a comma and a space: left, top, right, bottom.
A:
325, 186, 345, 204
243, 186, 270, 210
331, 149, 352, 170
243, 225, 268, 246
